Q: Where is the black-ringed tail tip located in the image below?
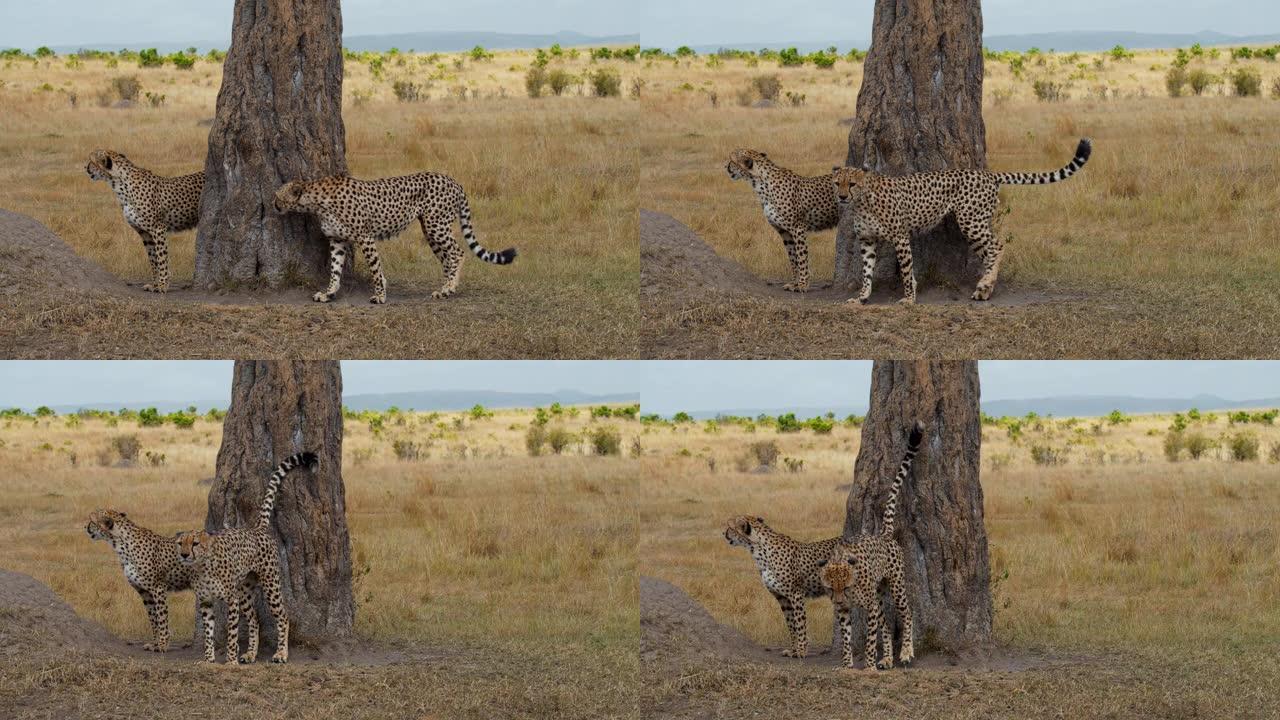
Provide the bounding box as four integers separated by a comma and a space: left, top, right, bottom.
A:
908, 422, 923, 446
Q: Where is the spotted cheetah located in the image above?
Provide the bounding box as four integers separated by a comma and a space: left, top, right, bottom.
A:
726, 148, 839, 292
176, 451, 316, 665
833, 138, 1092, 304
86, 509, 194, 652
819, 422, 922, 670
85, 149, 203, 293
272, 172, 517, 304
724, 516, 840, 659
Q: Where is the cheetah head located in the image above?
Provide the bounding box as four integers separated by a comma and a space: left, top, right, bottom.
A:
272, 181, 312, 213
830, 166, 871, 206
86, 149, 128, 182
175, 530, 212, 565
86, 508, 130, 541
817, 554, 855, 597
726, 149, 769, 181
724, 515, 767, 548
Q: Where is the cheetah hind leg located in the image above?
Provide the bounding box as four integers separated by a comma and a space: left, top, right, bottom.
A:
238, 581, 259, 664
313, 239, 349, 303
892, 577, 914, 665
355, 238, 387, 304
422, 220, 464, 300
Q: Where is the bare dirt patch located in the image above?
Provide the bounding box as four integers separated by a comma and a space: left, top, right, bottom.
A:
639, 575, 1278, 719
639, 209, 1280, 359
0, 209, 637, 359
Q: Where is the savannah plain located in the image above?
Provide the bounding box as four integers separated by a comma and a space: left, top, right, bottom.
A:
0, 404, 638, 719
639, 408, 1280, 717
638, 45, 1280, 358
0, 46, 638, 358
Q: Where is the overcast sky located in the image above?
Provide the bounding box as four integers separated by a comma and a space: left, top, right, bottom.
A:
1, 0, 1274, 50
0, 361, 644, 409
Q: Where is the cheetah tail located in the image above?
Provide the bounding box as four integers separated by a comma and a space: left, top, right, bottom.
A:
257, 451, 319, 528
458, 195, 517, 266
994, 138, 1091, 186
882, 423, 923, 537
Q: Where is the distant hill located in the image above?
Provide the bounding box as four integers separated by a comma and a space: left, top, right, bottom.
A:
40, 389, 637, 415
36, 30, 638, 56
682, 30, 1280, 55
664, 394, 1280, 421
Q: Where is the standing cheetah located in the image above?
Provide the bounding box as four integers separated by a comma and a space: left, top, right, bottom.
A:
833, 138, 1092, 304
819, 422, 922, 669
726, 148, 840, 292
86, 509, 194, 652
176, 451, 316, 665
273, 172, 517, 304
85, 149, 203, 293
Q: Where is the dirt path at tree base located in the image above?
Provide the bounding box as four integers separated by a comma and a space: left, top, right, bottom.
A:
0, 208, 637, 358
639, 575, 1278, 719
0, 568, 636, 720
639, 209, 1280, 359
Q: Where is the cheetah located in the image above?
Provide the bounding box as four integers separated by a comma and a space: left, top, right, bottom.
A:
833, 138, 1092, 304
86, 509, 195, 652
85, 149, 203, 293
272, 172, 517, 304
724, 516, 841, 659
726, 148, 840, 292
818, 422, 922, 670
176, 451, 316, 665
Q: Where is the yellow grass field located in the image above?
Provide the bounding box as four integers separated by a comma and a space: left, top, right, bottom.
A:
0, 404, 639, 718
638, 46, 1280, 358
639, 408, 1280, 717
0, 48, 640, 358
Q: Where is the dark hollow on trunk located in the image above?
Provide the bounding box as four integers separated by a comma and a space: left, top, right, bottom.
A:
194, 0, 347, 289
835, 0, 986, 292
843, 360, 991, 654
204, 360, 353, 649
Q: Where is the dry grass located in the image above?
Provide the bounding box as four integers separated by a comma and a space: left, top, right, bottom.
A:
638, 409, 1280, 653
637, 47, 1280, 358
0, 49, 639, 358
0, 404, 638, 659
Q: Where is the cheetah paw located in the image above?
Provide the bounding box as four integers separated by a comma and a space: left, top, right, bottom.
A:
312, 292, 332, 303
142, 642, 167, 652
271, 653, 288, 664
142, 283, 165, 293
897, 296, 915, 305
369, 295, 386, 305
971, 288, 992, 301
877, 658, 894, 670
239, 653, 256, 665
781, 649, 806, 659
782, 283, 809, 293
845, 297, 869, 306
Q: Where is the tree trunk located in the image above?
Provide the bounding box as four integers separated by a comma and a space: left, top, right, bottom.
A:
205, 360, 352, 650
835, 0, 986, 293
194, 0, 347, 289
843, 360, 990, 654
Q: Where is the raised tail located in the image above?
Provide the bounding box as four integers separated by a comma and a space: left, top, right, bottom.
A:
994, 138, 1091, 186
458, 194, 517, 266
882, 423, 923, 536
257, 451, 319, 528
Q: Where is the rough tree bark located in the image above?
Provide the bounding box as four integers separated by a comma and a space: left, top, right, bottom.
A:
205, 360, 352, 649
843, 360, 991, 654
194, 0, 347, 289
834, 0, 986, 292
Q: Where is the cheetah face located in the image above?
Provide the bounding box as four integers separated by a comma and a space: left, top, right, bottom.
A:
726, 149, 768, 181
830, 166, 870, 206
724, 515, 766, 548
176, 530, 211, 565
272, 181, 310, 213
818, 554, 855, 596
86, 508, 128, 541
86, 149, 127, 182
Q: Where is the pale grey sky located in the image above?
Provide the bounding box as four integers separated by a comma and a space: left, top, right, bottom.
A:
1, 0, 1273, 50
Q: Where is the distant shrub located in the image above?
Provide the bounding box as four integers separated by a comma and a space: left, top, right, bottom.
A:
137, 408, 163, 427
547, 68, 574, 96
589, 426, 622, 456
672, 412, 694, 424
1228, 432, 1259, 461
1031, 79, 1069, 102
524, 65, 547, 97
778, 47, 803, 67
809, 51, 836, 69
1228, 67, 1262, 96
137, 48, 163, 68
167, 52, 195, 70
1184, 431, 1215, 459
392, 80, 424, 102
750, 440, 780, 468
775, 413, 802, 433
806, 416, 835, 434
587, 67, 621, 97
1108, 44, 1134, 61
674, 46, 696, 58
468, 45, 493, 62
35, 46, 55, 58
752, 74, 782, 101
547, 426, 576, 454
111, 435, 141, 463
1030, 443, 1068, 466
1164, 66, 1187, 97
1271, 77, 1280, 99
525, 424, 547, 456
392, 439, 424, 461
1163, 431, 1183, 462
167, 412, 195, 429
468, 404, 492, 420
1268, 442, 1280, 464
1187, 68, 1217, 96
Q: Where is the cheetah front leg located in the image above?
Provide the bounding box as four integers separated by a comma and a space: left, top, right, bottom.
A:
847, 237, 877, 305
224, 592, 241, 666
836, 605, 855, 668
778, 593, 809, 658
313, 239, 349, 303
776, 228, 810, 292
137, 587, 170, 651
890, 233, 916, 305
864, 601, 885, 669
355, 238, 387, 304
135, 229, 167, 293
198, 599, 217, 663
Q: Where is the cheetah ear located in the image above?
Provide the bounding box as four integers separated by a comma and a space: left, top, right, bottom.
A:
817, 558, 828, 567
103, 156, 113, 170
832, 166, 842, 173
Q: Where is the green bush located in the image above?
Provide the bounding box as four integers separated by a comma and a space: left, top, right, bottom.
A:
167, 412, 195, 429
137, 48, 163, 68
468, 404, 492, 420
392, 80, 425, 102
525, 65, 547, 97
775, 413, 802, 433
1032, 79, 1069, 101
35, 46, 55, 58
548, 68, 574, 96
392, 439, 424, 461
137, 408, 163, 427
589, 426, 622, 456
1229, 67, 1262, 96
778, 47, 803, 67
1165, 66, 1187, 97
167, 52, 195, 70
806, 416, 835, 434
525, 424, 547, 456
1030, 443, 1068, 466
547, 426, 576, 454
1228, 432, 1259, 461
587, 67, 621, 97
469, 45, 493, 62
1187, 68, 1217, 95
1184, 431, 1215, 459
672, 412, 693, 424
1163, 431, 1183, 462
